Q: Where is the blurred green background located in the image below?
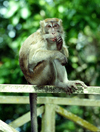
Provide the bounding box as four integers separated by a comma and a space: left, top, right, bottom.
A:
0, 0, 100, 131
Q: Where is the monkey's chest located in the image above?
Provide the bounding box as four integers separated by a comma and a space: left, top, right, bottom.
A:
48, 43, 57, 50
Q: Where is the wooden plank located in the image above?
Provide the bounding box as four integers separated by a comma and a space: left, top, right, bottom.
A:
37, 97, 100, 107
41, 104, 56, 132
1, 96, 100, 107
56, 105, 100, 132
0, 96, 29, 104
0, 84, 60, 93
9, 106, 44, 128
0, 120, 18, 132
0, 84, 100, 94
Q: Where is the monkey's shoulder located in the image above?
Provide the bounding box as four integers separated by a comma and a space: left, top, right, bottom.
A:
23, 29, 41, 45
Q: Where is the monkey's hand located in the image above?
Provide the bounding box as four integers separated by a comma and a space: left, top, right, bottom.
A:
65, 80, 87, 95
53, 36, 63, 50
54, 51, 67, 66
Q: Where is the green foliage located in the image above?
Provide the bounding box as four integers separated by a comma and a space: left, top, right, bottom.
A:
0, 0, 100, 131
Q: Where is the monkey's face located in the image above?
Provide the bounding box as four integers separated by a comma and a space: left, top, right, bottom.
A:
40, 18, 63, 44
44, 21, 61, 42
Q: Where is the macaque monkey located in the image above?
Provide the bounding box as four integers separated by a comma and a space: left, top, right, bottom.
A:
19, 18, 87, 92
19, 18, 87, 131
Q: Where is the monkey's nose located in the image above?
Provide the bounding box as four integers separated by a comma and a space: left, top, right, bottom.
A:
52, 32, 55, 35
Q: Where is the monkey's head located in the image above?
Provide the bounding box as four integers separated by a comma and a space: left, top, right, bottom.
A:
40, 18, 64, 44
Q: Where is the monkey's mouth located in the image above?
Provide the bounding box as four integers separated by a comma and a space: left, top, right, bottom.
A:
50, 37, 56, 42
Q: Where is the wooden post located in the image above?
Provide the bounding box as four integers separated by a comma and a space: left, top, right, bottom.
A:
29, 93, 37, 132
41, 104, 56, 132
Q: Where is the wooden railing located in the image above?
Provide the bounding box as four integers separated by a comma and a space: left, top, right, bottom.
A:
0, 84, 100, 132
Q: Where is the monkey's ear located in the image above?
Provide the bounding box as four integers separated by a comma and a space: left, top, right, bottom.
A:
58, 19, 62, 25
59, 19, 62, 22
40, 20, 44, 26
58, 19, 63, 33
40, 20, 45, 34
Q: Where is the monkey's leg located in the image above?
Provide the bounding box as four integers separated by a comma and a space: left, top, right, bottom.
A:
53, 60, 87, 94
28, 60, 57, 86
28, 49, 67, 73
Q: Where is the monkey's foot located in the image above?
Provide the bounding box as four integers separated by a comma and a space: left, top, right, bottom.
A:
65, 80, 87, 95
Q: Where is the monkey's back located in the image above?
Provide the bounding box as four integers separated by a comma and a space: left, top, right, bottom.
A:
19, 29, 43, 81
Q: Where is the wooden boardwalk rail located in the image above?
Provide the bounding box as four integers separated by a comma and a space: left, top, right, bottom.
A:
0, 84, 100, 132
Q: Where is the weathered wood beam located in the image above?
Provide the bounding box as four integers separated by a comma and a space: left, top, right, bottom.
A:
0, 120, 18, 132
1, 96, 100, 107
0, 96, 29, 104
9, 106, 44, 128
56, 105, 100, 132
0, 84, 100, 94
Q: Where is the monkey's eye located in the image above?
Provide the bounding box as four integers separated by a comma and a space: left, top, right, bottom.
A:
53, 24, 59, 28
47, 25, 51, 28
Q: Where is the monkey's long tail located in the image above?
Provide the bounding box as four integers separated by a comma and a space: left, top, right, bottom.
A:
29, 93, 37, 132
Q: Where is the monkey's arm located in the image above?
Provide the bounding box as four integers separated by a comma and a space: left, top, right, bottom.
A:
62, 46, 69, 58
28, 47, 67, 72
54, 35, 69, 58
